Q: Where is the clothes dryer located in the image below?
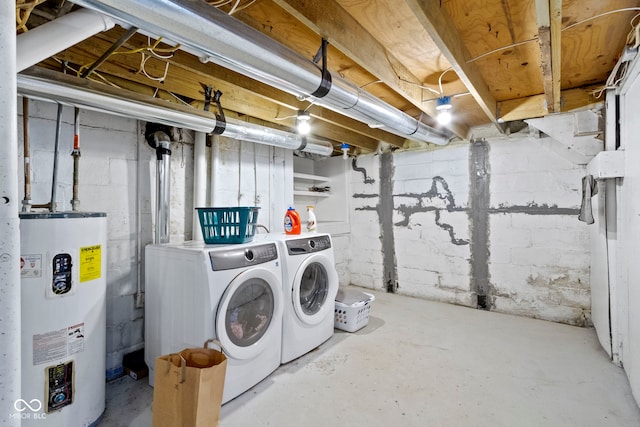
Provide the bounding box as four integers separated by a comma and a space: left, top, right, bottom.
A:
145, 240, 283, 403
265, 233, 339, 363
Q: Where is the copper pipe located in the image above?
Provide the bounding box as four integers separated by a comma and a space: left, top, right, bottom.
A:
71, 107, 80, 211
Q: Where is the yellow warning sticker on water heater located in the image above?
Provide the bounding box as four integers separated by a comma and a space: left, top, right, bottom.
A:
79, 245, 101, 282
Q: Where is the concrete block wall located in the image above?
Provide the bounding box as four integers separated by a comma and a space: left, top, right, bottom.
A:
348, 154, 384, 290
347, 126, 591, 325
489, 137, 590, 325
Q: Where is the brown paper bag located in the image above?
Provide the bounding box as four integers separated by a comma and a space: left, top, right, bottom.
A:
152, 340, 227, 427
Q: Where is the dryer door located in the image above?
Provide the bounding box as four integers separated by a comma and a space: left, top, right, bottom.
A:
216, 267, 282, 360
292, 253, 339, 326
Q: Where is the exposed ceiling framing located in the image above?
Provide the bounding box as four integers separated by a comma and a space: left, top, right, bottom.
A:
15, 0, 640, 154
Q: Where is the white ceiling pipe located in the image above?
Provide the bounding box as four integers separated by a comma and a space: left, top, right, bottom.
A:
17, 67, 334, 156
72, 0, 450, 145
17, 8, 116, 72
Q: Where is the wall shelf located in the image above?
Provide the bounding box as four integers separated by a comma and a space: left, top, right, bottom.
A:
294, 190, 331, 197
293, 172, 331, 183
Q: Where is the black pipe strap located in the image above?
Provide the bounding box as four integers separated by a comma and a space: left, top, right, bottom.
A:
298, 136, 308, 152
155, 146, 171, 160
203, 85, 212, 112
211, 89, 227, 135
311, 38, 332, 98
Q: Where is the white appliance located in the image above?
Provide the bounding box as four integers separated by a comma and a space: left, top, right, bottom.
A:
266, 232, 339, 363
19, 212, 107, 426
145, 240, 283, 403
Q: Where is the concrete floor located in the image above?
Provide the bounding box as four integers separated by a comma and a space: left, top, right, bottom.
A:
100, 288, 640, 427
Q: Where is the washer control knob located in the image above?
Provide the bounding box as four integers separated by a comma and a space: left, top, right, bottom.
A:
309, 240, 316, 249
245, 249, 254, 261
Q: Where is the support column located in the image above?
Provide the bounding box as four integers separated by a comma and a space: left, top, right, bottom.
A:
0, 0, 21, 423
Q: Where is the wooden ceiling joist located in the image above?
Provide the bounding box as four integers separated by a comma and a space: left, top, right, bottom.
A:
404, 0, 503, 132
535, 0, 562, 113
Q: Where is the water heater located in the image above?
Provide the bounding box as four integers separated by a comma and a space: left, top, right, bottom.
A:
19, 212, 107, 426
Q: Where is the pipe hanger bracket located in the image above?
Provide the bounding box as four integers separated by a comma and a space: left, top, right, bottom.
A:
311, 38, 332, 99
211, 89, 227, 135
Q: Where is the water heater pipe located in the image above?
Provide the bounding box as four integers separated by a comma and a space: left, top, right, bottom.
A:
22, 97, 32, 212
72, 0, 450, 145
16, 8, 116, 72
192, 131, 207, 241
50, 104, 64, 212
71, 107, 81, 211
0, 0, 21, 416
151, 131, 172, 244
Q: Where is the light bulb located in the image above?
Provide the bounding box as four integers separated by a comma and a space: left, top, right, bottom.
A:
297, 120, 310, 135
296, 110, 311, 135
435, 96, 453, 126
437, 110, 452, 125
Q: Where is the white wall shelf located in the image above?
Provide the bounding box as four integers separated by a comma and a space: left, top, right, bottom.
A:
293, 172, 331, 183
293, 156, 350, 236
293, 190, 331, 197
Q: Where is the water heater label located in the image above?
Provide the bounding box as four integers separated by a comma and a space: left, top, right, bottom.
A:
67, 323, 85, 355
79, 245, 101, 282
20, 254, 42, 278
45, 361, 74, 413
33, 328, 67, 365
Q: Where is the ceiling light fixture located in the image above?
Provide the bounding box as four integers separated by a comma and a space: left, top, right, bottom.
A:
436, 96, 453, 126
296, 110, 311, 135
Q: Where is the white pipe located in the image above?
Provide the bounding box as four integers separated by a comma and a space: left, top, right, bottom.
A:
193, 131, 207, 241
154, 136, 171, 244
72, 0, 450, 145
0, 0, 21, 421
17, 67, 334, 156
17, 8, 116, 72
210, 134, 220, 207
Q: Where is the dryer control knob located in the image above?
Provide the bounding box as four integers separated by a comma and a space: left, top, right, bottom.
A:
245, 249, 254, 262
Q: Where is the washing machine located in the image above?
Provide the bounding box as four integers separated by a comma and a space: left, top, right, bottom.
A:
265, 232, 339, 363
144, 239, 283, 403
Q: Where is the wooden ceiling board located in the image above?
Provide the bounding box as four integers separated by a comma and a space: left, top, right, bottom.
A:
443, 0, 544, 100
560, 1, 640, 89
334, 0, 451, 83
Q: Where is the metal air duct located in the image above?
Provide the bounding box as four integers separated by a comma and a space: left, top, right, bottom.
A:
17, 67, 333, 156
71, 0, 450, 145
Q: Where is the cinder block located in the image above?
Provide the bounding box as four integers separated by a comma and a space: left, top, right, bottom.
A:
489, 244, 511, 264
510, 247, 560, 267
110, 159, 137, 186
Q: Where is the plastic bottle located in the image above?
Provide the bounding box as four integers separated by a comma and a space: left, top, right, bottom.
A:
284, 206, 301, 235
306, 205, 317, 232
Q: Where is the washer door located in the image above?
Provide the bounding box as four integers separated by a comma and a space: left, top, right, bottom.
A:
216, 268, 282, 360
292, 253, 338, 326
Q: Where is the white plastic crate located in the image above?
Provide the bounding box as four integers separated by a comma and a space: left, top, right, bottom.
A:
334, 287, 375, 332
